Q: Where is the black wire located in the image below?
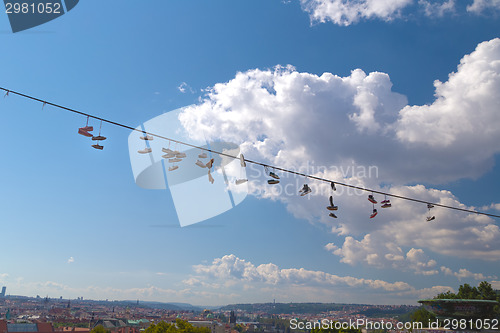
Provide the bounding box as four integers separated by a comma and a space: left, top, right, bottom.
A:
1, 86, 499, 219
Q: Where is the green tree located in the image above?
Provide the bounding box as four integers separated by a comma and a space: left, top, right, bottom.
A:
410, 307, 436, 326
90, 325, 110, 333
145, 320, 210, 333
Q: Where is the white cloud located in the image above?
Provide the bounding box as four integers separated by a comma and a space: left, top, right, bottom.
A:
178, 82, 194, 94
299, 0, 413, 25
298, 0, 497, 25
467, 0, 500, 13
419, 0, 455, 16
440, 266, 495, 280
67, 257, 75, 264
190, 254, 456, 303
178, 39, 500, 279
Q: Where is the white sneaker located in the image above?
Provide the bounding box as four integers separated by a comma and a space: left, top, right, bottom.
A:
168, 165, 179, 171
300, 184, 311, 196
176, 152, 187, 158
162, 147, 174, 154
198, 152, 207, 159
162, 153, 176, 159
169, 158, 182, 163
195, 160, 206, 168
138, 147, 152, 154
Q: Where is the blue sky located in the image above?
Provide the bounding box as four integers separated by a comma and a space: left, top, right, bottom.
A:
0, 0, 500, 306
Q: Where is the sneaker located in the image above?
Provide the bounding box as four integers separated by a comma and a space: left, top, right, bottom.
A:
240, 154, 246, 167
208, 171, 214, 184
331, 182, 336, 191
92, 135, 107, 141
269, 172, 280, 180
381, 199, 389, 204
169, 158, 182, 163
235, 179, 248, 185
426, 216, 435, 222
381, 202, 391, 208
162, 153, 176, 159
300, 184, 311, 196
198, 152, 207, 158
140, 135, 153, 140
368, 195, 377, 204
162, 147, 174, 154
91, 144, 103, 150
138, 147, 152, 154
195, 160, 206, 168
78, 128, 93, 137
168, 165, 179, 171
267, 179, 280, 185
82, 126, 93, 132
329, 213, 338, 218
176, 152, 187, 158
206, 158, 214, 169
427, 204, 435, 209
370, 209, 378, 218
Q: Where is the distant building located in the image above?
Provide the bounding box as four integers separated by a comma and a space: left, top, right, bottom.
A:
0, 320, 54, 333
0, 287, 6, 297
229, 311, 236, 325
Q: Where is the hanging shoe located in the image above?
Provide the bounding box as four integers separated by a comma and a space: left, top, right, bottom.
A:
427, 204, 435, 209
162, 147, 174, 154
168, 165, 179, 171
195, 160, 206, 168
235, 179, 248, 185
78, 128, 93, 137
300, 184, 311, 196
331, 182, 336, 191
269, 171, 280, 180
381, 201, 391, 208
140, 135, 153, 140
329, 213, 338, 219
267, 179, 280, 185
138, 147, 152, 154
198, 152, 207, 159
82, 126, 93, 132
91, 144, 103, 150
92, 135, 107, 141
206, 158, 214, 169
175, 152, 187, 158
169, 158, 182, 163
326, 196, 338, 210
426, 216, 436, 222
162, 153, 176, 159
208, 170, 214, 184
368, 195, 377, 204
370, 209, 378, 218
240, 154, 246, 167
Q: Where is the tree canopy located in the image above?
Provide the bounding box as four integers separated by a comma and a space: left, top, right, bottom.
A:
144, 319, 211, 333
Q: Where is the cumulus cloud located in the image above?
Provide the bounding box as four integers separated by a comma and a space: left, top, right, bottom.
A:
440, 266, 496, 280
298, 0, 497, 25
178, 82, 194, 94
299, 0, 413, 25
190, 254, 456, 303
419, 0, 455, 16
193, 254, 415, 291
178, 39, 500, 278
467, 0, 500, 13
67, 257, 75, 264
